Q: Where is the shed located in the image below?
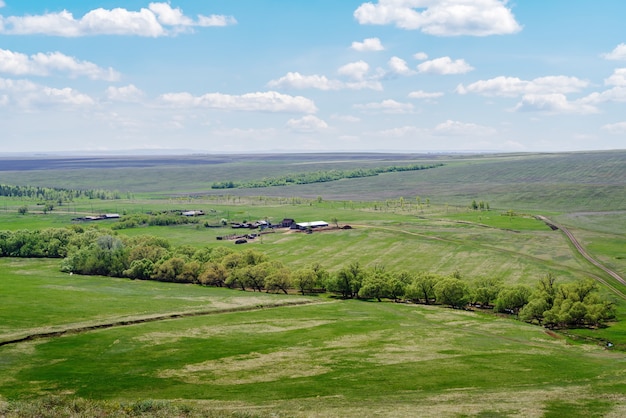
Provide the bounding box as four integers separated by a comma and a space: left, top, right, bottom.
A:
295, 221, 329, 230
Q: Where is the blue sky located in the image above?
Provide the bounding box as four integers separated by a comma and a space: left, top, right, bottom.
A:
1, 0, 626, 154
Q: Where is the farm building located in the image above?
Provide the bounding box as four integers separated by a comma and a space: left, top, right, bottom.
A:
280, 218, 295, 228
182, 210, 205, 217
294, 221, 329, 230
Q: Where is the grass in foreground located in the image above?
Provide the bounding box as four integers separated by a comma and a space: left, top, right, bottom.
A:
0, 258, 313, 344
1, 297, 625, 417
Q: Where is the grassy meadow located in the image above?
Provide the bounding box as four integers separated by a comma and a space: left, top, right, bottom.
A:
1, 150, 626, 416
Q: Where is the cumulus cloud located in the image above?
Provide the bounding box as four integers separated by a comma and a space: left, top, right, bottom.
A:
354, 99, 414, 114
413, 52, 428, 60
0, 2, 236, 37
601, 122, 626, 134
388, 56, 414, 75
408, 90, 444, 99
351, 37, 384, 51
286, 115, 329, 132
457, 75, 589, 97
354, 0, 522, 36
0, 49, 120, 81
158, 90, 317, 113
0, 76, 94, 108
605, 68, 626, 86
603, 43, 626, 61
338, 60, 371, 80
433, 119, 496, 136
417, 57, 473, 74
581, 87, 626, 105
267, 71, 382, 91
513, 94, 598, 114
106, 84, 145, 102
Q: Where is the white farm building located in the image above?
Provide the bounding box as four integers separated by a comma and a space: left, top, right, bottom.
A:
293, 221, 329, 230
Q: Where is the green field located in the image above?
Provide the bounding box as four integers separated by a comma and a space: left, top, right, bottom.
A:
1, 150, 626, 416
2, 260, 626, 417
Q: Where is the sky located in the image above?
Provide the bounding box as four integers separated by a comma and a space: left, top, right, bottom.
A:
1, 0, 626, 154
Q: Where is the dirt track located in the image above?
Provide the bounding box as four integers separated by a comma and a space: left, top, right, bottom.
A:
537, 215, 626, 299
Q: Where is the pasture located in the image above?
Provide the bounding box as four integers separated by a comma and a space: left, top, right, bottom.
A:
1, 260, 626, 417
1, 150, 626, 416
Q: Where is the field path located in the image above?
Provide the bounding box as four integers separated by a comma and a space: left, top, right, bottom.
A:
0, 299, 327, 348
356, 221, 626, 301
537, 216, 626, 297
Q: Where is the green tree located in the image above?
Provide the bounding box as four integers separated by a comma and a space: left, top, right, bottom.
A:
434, 277, 469, 308
123, 259, 155, 280
494, 285, 532, 315
151, 257, 186, 282
198, 262, 229, 287
358, 267, 390, 301
518, 298, 550, 324
265, 265, 292, 294
404, 272, 438, 304
293, 268, 317, 295
471, 277, 503, 307
327, 262, 365, 298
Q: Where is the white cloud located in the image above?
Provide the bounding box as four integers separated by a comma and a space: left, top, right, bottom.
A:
351, 37, 384, 51
37, 88, 95, 106
408, 90, 444, 99
338, 60, 370, 80
0, 2, 236, 37
603, 43, 626, 61
0, 1, 5, 8
354, 0, 522, 36
197, 15, 236, 27
148, 2, 193, 26
417, 57, 474, 74
355, 99, 414, 114
457, 75, 589, 97
513, 94, 598, 114
413, 52, 428, 60
605, 68, 626, 86
581, 87, 626, 105
388, 56, 414, 75
0, 76, 95, 108
158, 91, 317, 113
268, 72, 343, 90
433, 120, 496, 136
0, 48, 120, 80
267, 71, 382, 91
286, 115, 329, 133
106, 84, 144, 102
601, 122, 626, 134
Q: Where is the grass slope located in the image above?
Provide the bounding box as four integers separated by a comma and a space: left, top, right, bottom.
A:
1, 287, 625, 416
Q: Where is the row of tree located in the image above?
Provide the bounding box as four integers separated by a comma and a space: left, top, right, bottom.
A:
210, 163, 443, 189
0, 183, 122, 203
110, 211, 203, 230
0, 226, 615, 329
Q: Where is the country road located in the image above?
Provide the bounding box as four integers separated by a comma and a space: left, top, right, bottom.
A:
537, 215, 626, 291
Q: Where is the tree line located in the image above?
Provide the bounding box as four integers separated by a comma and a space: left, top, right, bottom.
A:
0, 183, 123, 203
0, 226, 615, 329
210, 163, 444, 189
